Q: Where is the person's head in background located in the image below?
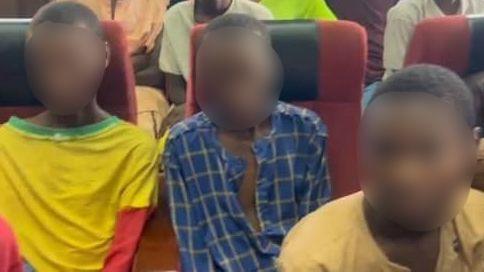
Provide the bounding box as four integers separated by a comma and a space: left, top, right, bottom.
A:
196, 14, 282, 131
361, 64, 479, 232
26, 1, 109, 116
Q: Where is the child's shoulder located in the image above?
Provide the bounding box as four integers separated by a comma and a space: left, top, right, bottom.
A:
276, 102, 327, 134
168, 112, 212, 142
287, 191, 364, 244
276, 102, 319, 118
280, 192, 366, 265
113, 121, 157, 149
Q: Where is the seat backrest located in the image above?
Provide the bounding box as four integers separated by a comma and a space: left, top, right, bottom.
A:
0, 19, 136, 123
187, 21, 367, 198
405, 15, 484, 77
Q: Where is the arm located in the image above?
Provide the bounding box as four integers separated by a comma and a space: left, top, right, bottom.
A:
298, 120, 331, 217
102, 209, 152, 272
134, 32, 165, 89
165, 73, 187, 105
133, 0, 168, 89
0, 219, 22, 272
158, 74, 187, 134
103, 141, 159, 271
159, 19, 186, 105
158, 18, 187, 131
164, 138, 206, 271
383, 9, 415, 79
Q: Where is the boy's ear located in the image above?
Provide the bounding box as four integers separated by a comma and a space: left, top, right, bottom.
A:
104, 42, 111, 69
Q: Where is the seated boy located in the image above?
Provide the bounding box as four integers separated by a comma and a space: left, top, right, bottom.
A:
159, 0, 273, 131
164, 14, 331, 271
0, 218, 22, 272
0, 2, 158, 271
278, 65, 484, 272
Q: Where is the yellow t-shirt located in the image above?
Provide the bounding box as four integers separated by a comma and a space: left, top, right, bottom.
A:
0, 116, 159, 271
278, 190, 484, 272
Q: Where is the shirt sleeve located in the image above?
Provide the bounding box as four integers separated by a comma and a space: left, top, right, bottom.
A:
308, 0, 337, 20
119, 140, 159, 209
277, 212, 330, 272
143, 0, 169, 53
102, 208, 151, 272
103, 138, 159, 271
0, 219, 23, 272
383, 9, 415, 79
298, 119, 331, 217
164, 137, 208, 271
159, 16, 182, 75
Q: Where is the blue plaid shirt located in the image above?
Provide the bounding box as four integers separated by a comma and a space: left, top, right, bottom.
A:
164, 103, 331, 272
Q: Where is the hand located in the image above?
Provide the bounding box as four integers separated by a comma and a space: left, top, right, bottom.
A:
159, 104, 186, 135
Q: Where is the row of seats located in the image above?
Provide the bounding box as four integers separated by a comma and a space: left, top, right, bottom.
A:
0, 19, 368, 199
0, 15, 482, 270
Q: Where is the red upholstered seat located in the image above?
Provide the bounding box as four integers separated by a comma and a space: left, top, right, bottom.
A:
0, 20, 136, 123
187, 21, 367, 199
405, 15, 484, 77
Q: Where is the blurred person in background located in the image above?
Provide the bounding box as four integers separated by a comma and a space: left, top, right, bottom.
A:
383, 0, 484, 80
56, 0, 170, 138
159, 0, 273, 132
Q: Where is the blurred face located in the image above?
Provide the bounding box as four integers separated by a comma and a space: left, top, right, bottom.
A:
25, 23, 107, 115
360, 92, 478, 231
196, 28, 281, 130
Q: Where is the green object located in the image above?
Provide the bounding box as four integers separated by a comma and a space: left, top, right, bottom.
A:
261, 0, 337, 20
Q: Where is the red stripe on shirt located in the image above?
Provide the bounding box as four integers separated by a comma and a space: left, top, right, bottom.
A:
0, 218, 22, 272
103, 208, 153, 272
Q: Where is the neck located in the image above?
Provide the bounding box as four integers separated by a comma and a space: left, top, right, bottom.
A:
195, 0, 232, 21
434, 0, 461, 15
218, 117, 271, 141
36, 101, 110, 128
363, 200, 437, 240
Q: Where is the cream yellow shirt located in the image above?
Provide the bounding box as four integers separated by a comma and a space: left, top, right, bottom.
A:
278, 190, 484, 272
